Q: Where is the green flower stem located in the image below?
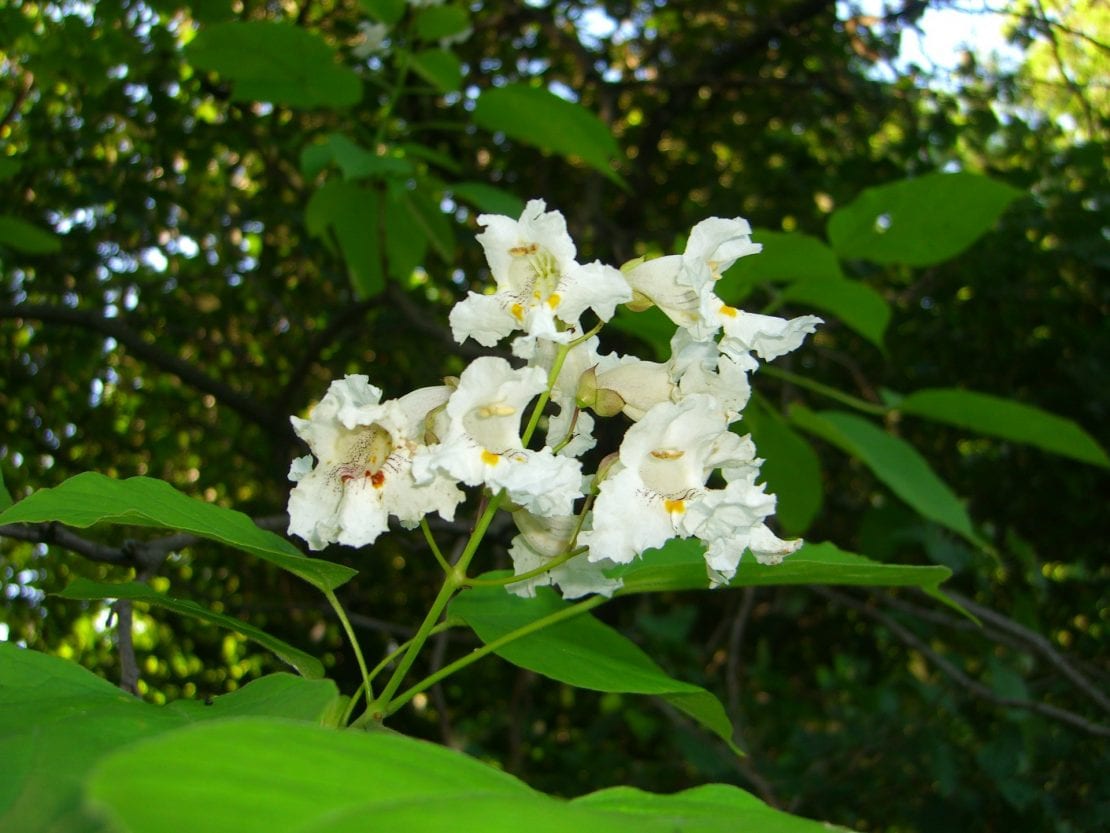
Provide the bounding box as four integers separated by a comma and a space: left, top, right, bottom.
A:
324, 588, 374, 706
367, 619, 458, 685
521, 342, 571, 448
420, 518, 452, 574
365, 489, 506, 721
386, 594, 607, 716
463, 546, 589, 588
760, 365, 888, 416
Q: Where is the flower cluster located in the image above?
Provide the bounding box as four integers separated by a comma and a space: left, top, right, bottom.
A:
288, 200, 820, 596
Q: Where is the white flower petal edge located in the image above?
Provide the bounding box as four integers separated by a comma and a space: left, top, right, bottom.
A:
412, 356, 583, 516
288, 376, 463, 550
506, 511, 622, 599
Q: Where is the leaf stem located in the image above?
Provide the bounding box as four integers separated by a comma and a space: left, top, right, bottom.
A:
324, 588, 374, 705
760, 365, 887, 416
386, 594, 607, 715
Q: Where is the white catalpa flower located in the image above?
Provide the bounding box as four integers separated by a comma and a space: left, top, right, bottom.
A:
680, 471, 801, 586
412, 357, 582, 517
580, 394, 748, 564
668, 328, 752, 420
450, 200, 630, 347
622, 216, 761, 339
700, 298, 823, 369
530, 335, 611, 457
507, 510, 622, 599
288, 376, 463, 551
352, 21, 389, 58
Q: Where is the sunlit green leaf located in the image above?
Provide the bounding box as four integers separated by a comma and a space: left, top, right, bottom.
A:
0, 473, 356, 592
410, 48, 463, 94
827, 172, 1023, 266
614, 539, 952, 600
306, 180, 385, 297
0, 645, 338, 832
781, 277, 890, 349
58, 579, 324, 678
898, 388, 1110, 468
358, 0, 405, 25
741, 398, 823, 535
0, 466, 11, 511
186, 22, 362, 107
0, 215, 61, 254
789, 407, 984, 546
450, 182, 525, 217
83, 717, 829, 832
450, 585, 739, 752
413, 5, 470, 41
384, 186, 429, 280
473, 84, 624, 185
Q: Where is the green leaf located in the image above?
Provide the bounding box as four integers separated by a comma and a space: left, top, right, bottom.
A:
322, 134, 414, 180
186, 22, 362, 108
384, 187, 429, 280
789, 407, 984, 546
449, 585, 739, 753
406, 186, 455, 261
898, 388, 1110, 468
0, 644, 339, 832
780, 277, 890, 349
719, 230, 844, 302
84, 717, 829, 833
473, 84, 624, 185
609, 304, 674, 361
410, 48, 463, 94
0, 215, 61, 254
451, 182, 525, 217
306, 180, 385, 297
413, 4, 470, 41
741, 398, 823, 535
58, 579, 324, 678
0, 466, 11, 511
827, 172, 1023, 266
0, 472, 356, 592
615, 538, 952, 599
168, 674, 342, 724
358, 0, 405, 25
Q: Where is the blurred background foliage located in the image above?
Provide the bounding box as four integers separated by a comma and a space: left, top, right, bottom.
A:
1, 1, 1107, 831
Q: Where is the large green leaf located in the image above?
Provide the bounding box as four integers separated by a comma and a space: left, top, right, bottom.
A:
58, 579, 324, 679
450, 182, 525, 217
789, 407, 984, 546
186, 22, 362, 107
0, 644, 340, 833
384, 187, 429, 281
409, 48, 463, 94
306, 180, 385, 297
413, 4, 470, 42
86, 718, 831, 833
473, 84, 624, 185
780, 277, 890, 349
0, 473, 356, 592
615, 539, 952, 600
742, 398, 823, 535
0, 215, 61, 254
898, 388, 1110, 468
301, 134, 414, 181
719, 230, 844, 302
827, 172, 1023, 266
358, 0, 405, 24
449, 585, 738, 752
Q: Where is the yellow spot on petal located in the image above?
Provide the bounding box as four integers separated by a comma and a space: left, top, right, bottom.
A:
478, 404, 516, 418
664, 498, 686, 514
481, 449, 501, 466
546, 292, 561, 309
511, 303, 524, 321
719, 304, 738, 318
650, 448, 685, 460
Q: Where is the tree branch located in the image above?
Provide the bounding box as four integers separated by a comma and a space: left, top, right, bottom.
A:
816, 588, 1110, 738
0, 304, 289, 438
